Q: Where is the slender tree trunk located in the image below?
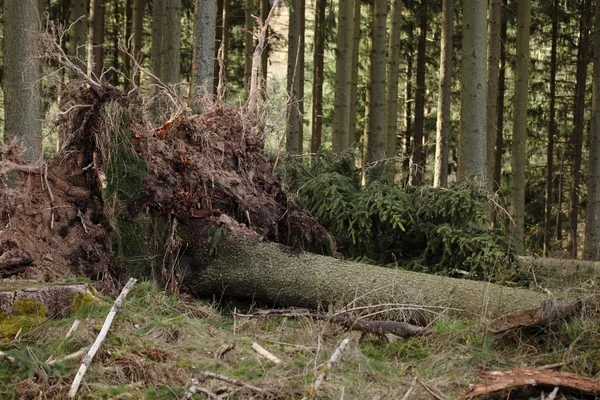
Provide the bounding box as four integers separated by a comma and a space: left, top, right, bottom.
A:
311, 0, 326, 154
214, 0, 224, 95
244, 0, 253, 93
363, 3, 373, 168
286, 0, 305, 155
70, 0, 88, 73
4, 0, 42, 161
191, 0, 217, 106
569, 0, 592, 258
510, 0, 531, 255
162, 0, 181, 86
88, 0, 105, 79
544, 0, 559, 256
385, 0, 402, 181
260, 0, 269, 94
459, 0, 487, 183
434, 0, 453, 188
333, 0, 354, 153
403, 46, 413, 178
132, 0, 144, 86
411, 2, 427, 184
583, 1, 600, 260
348, 0, 361, 148
494, 0, 507, 197
110, 0, 121, 86
486, 0, 501, 191
151, 0, 164, 84
124, 0, 133, 89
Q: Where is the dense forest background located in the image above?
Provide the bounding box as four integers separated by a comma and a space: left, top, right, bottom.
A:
2, 0, 600, 265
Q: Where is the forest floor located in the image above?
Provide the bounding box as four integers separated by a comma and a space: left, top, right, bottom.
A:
1, 280, 599, 399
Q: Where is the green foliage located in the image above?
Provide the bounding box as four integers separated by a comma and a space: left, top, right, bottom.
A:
278, 151, 519, 281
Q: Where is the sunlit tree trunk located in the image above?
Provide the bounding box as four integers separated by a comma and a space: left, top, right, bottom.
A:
151, 0, 164, 84
191, 0, 217, 106
544, 0, 558, 256
486, 0, 501, 191
213, 0, 224, 95
4, 0, 42, 161
132, 0, 144, 86
70, 0, 88, 73
583, 1, 600, 260
311, 0, 326, 154
434, 0, 453, 188
162, 0, 181, 86
385, 0, 402, 181
333, 0, 354, 153
244, 0, 253, 93
568, 0, 592, 258
348, 0, 361, 149
493, 0, 507, 213
411, 1, 427, 184
260, 0, 269, 94
402, 42, 413, 179
88, 0, 105, 78
286, 0, 305, 154
365, 0, 386, 164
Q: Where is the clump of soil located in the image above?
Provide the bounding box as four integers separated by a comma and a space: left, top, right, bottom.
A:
0, 82, 330, 288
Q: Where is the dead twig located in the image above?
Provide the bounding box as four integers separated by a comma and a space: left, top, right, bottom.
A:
251, 342, 282, 364
183, 371, 264, 399
47, 347, 88, 366
401, 377, 418, 400
181, 378, 218, 400
418, 377, 447, 400
68, 278, 137, 398
0, 351, 16, 364
214, 343, 235, 359
301, 337, 351, 400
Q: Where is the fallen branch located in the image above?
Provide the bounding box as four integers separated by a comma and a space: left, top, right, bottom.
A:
181, 379, 218, 400
462, 368, 600, 399
309, 337, 351, 398
0, 161, 41, 176
68, 277, 137, 398
182, 370, 264, 399
0, 350, 16, 364
47, 347, 88, 366
252, 342, 282, 364
418, 377, 447, 400
214, 343, 235, 359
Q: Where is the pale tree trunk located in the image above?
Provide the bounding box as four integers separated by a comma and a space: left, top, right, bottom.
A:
402, 45, 413, 178
191, 0, 217, 106
544, 0, 558, 256
333, 0, 354, 153
70, 0, 88, 73
365, 0, 386, 164
510, 0, 531, 255
213, 0, 224, 95
433, 0, 453, 188
385, 0, 402, 181
109, 0, 121, 87
4, 0, 42, 162
569, 0, 592, 258
411, 2, 427, 185
583, 2, 600, 260
286, 0, 305, 155
184, 237, 551, 319
458, 0, 487, 183
260, 0, 269, 94
162, 0, 181, 86
311, 0, 326, 154
244, 0, 253, 93
132, 0, 144, 87
88, 0, 105, 79
125, 0, 133, 89
486, 0, 501, 191
151, 0, 164, 84
348, 0, 361, 149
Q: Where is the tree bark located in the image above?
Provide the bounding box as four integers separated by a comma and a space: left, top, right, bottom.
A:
88, 0, 106, 79
486, 0, 501, 191
214, 0, 224, 95
583, 1, 600, 260
402, 42, 413, 179
260, 0, 269, 95
183, 237, 550, 319
569, 0, 592, 258
311, 0, 326, 154
191, 0, 217, 106
70, 0, 88, 74
544, 0, 558, 256
151, 0, 164, 84
333, 0, 354, 153
4, 0, 42, 162
286, 0, 305, 155
385, 0, 402, 181
132, 0, 144, 87
510, 0, 530, 255
244, 0, 253, 93
348, 0, 361, 149
411, 1, 427, 185
433, 0, 453, 188
459, 0, 487, 183
518, 255, 600, 279
162, 0, 182, 86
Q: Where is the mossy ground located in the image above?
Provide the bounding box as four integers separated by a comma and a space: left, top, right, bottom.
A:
0, 282, 598, 399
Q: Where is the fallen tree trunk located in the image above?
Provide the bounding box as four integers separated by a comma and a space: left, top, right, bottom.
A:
518, 255, 600, 278
183, 236, 551, 319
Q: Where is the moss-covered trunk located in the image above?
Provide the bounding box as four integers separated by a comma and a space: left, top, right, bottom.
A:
183, 236, 550, 319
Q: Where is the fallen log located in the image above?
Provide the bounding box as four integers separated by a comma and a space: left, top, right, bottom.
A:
518, 255, 600, 279
183, 236, 551, 319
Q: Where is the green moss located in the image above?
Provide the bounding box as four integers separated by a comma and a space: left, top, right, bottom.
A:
0, 310, 8, 321
12, 299, 47, 317
71, 292, 100, 315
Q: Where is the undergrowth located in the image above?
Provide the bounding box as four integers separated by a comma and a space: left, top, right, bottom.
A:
275, 151, 519, 282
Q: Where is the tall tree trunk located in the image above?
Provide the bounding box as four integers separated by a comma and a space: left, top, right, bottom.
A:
434, 0, 453, 188
493, 0, 507, 210
286, 0, 305, 155
544, 0, 559, 256
458, 0, 487, 183
70, 0, 88, 73
110, 0, 121, 86
162, 0, 181, 86
365, 0, 386, 165
151, 0, 164, 84
333, 0, 354, 153
3, 0, 42, 161
214, 0, 224, 95
88, 0, 105, 79
583, 1, 600, 260
411, 2, 427, 185
191, 0, 217, 107
402, 45, 413, 178
569, 0, 592, 258
260, 0, 269, 94
385, 0, 402, 180
486, 0, 501, 191
510, 0, 531, 255
132, 0, 144, 87
244, 0, 253, 94
311, 0, 326, 154
124, 0, 133, 89
348, 0, 361, 148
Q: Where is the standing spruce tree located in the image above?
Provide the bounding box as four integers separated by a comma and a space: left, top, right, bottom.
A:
88, 0, 106, 78
486, 0, 502, 191
459, 0, 487, 182
434, 0, 453, 188
260, 0, 270, 93
70, 0, 88, 73
385, 0, 403, 180
132, 0, 144, 86
510, 0, 531, 255
333, 0, 354, 153
494, 0, 507, 196
244, 0, 253, 92
311, 0, 326, 154
162, 0, 181, 86
152, 0, 164, 84
411, 1, 427, 184
348, 0, 361, 148
4, 0, 42, 161
584, 1, 600, 260
191, 0, 217, 105
402, 30, 414, 177
286, 0, 305, 155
